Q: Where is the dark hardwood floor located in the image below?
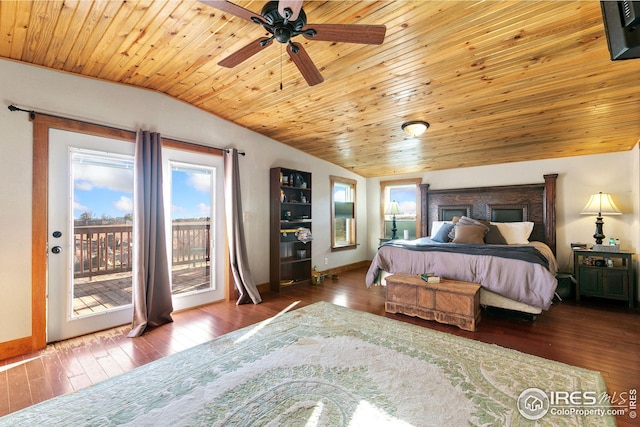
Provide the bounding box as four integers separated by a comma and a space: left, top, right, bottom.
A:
1, 267, 638, 426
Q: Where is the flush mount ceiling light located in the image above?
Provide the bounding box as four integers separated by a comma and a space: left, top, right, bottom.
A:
401, 120, 430, 137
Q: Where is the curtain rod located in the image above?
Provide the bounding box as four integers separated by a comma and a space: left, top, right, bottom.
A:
7, 104, 245, 156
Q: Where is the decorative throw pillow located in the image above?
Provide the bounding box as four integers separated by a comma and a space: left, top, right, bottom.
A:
448, 216, 489, 240
460, 216, 490, 228
490, 221, 535, 244
472, 218, 503, 244
452, 224, 488, 244
432, 223, 455, 243
484, 224, 508, 244
446, 217, 460, 239
430, 221, 448, 238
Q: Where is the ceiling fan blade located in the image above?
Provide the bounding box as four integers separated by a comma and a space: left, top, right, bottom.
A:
287, 42, 324, 86
218, 38, 272, 68
199, 0, 261, 23
278, 0, 303, 22
302, 24, 386, 45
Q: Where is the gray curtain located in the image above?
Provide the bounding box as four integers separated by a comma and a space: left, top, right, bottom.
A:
224, 149, 262, 304
128, 130, 174, 337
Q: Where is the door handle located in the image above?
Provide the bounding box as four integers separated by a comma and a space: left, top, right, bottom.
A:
51, 246, 62, 254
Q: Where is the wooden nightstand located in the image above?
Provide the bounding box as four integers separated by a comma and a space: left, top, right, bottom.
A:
573, 249, 635, 308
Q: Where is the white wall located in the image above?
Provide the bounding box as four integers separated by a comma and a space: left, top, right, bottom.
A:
0, 59, 367, 344
2, 58, 638, 347
0, 69, 34, 343
367, 152, 639, 297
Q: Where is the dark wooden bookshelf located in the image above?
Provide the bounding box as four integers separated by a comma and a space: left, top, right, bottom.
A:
270, 167, 312, 292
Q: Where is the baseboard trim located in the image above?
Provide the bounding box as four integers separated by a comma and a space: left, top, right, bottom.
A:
256, 260, 371, 293
257, 282, 271, 294
0, 336, 34, 361
320, 260, 371, 277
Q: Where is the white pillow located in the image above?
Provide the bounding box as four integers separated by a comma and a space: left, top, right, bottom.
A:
430, 221, 450, 238
490, 221, 534, 244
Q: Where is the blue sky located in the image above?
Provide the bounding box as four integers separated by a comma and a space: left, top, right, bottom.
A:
72, 153, 212, 220
388, 186, 417, 215
170, 169, 213, 219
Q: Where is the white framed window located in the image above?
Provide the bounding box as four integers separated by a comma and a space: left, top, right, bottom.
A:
163, 148, 225, 311
331, 175, 357, 250
380, 178, 421, 239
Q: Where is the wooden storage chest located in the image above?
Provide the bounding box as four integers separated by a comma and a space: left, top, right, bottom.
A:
385, 273, 481, 331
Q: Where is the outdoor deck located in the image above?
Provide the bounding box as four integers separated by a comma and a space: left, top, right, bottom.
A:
73, 263, 210, 316
71, 220, 211, 316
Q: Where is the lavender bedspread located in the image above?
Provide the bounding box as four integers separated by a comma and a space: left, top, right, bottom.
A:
366, 239, 558, 310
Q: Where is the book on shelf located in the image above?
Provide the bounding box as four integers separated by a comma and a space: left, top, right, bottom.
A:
420, 273, 441, 284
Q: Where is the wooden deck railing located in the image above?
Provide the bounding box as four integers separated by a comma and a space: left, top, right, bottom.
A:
73, 220, 210, 279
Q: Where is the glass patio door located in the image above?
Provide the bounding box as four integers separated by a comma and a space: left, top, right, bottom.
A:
47, 129, 135, 342
47, 130, 224, 342
163, 148, 225, 311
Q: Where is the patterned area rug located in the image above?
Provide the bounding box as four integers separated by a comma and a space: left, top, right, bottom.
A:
0, 302, 615, 426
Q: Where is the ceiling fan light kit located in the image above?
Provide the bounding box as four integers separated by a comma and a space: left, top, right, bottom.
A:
208, 0, 386, 86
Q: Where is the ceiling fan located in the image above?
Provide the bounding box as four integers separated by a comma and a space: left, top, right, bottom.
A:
201, 0, 387, 86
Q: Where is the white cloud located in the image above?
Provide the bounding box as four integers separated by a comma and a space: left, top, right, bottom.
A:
73, 201, 90, 212
172, 204, 187, 214
198, 202, 210, 216
114, 196, 132, 212
75, 181, 93, 191
187, 172, 211, 192
74, 163, 133, 193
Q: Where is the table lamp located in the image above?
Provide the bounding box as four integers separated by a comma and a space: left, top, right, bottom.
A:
385, 201, 402, 239
580, 192, 621, 244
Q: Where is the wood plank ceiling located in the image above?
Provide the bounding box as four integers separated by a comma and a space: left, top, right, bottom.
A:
1, 0, 638, 177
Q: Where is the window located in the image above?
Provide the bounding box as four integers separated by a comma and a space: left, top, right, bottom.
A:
71, 149, 135, 317
380, 178, 421, 239
331, 176, 357, 250
169, 162, 215, 295
163, 147, 225, 312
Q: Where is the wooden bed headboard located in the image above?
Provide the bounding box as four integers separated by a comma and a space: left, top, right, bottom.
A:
420, 174, 558, 254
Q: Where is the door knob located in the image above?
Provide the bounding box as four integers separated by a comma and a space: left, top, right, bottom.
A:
51, 246, 62, 254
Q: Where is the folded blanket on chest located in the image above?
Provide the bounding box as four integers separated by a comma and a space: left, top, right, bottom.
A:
381, 241, 550, 270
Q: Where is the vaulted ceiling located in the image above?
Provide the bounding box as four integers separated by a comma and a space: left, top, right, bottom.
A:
1, 0, 638, 177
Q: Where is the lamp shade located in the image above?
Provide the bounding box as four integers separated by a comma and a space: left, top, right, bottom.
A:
401, 121, 429, 137
385, 201, 402, 215
580, 192, 622, 216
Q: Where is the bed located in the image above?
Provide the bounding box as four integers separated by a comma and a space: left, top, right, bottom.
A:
366, 174, 559, 315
